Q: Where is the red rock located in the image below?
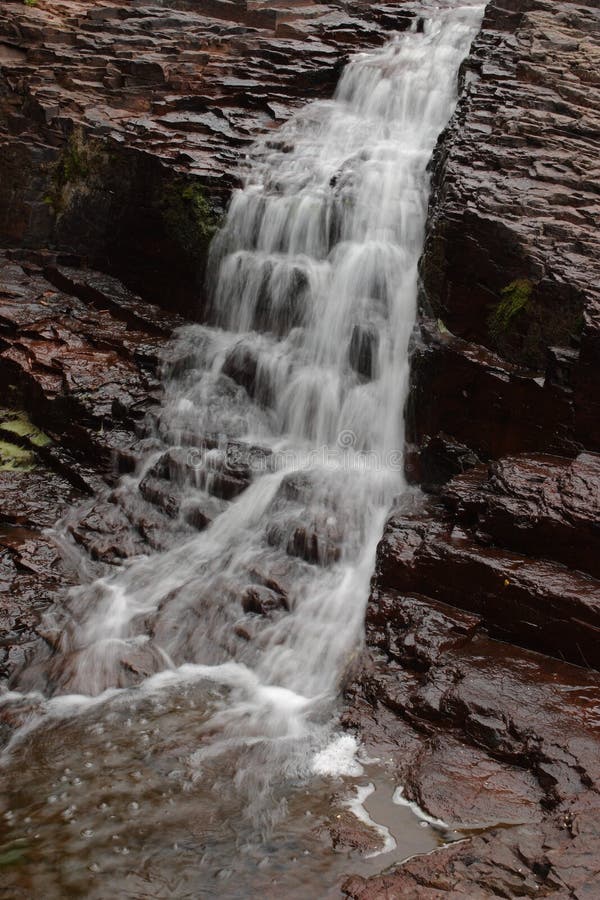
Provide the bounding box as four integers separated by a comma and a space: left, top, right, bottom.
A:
374, 495, 600, 669
443, 452, 600, 580
344, 589, 600, 898
407, 319, 578, 466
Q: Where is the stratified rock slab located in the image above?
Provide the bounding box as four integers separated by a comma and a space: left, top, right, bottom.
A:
413, 0, 600, 473
0, 0, 414, 310
444, 452, 600, 580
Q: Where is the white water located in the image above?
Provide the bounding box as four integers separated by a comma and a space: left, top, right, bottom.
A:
4, 0, 484, 827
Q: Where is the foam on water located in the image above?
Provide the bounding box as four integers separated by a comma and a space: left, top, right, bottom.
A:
393, 787, 450, 829
311, 734, 364, 777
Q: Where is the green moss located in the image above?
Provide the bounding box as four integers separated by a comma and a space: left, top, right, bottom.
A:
1, 415, 51, 447
0, 409, 51, 470
23, 0, 37, 6
0, 440, 35, 471
160, 180, 220, 260
45, 128, 105, 215
488, 279, 533, 340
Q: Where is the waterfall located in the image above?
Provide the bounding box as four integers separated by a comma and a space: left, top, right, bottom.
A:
1, 0, 485, 875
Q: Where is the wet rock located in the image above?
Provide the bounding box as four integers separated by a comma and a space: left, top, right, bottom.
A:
412, 0, 600, 499
240, 585, 288, 616
45, 265, 184, 339
0, 0, 413, 314
0, 468, 80, 530
266, 514, 343, 567
421, 0, 599, 375
181, 495, 228, 532
0, 525, 77, 681
348, 324, 378, 380
443, 452, 600, 580
248, 552, 312, 608
407, 319, 578, 466
344, 585, 600, 898
0, 254, 167, 442
68, 499, 149, 564
222, 341, 259, 397
0, 452, 85, 683
405, 431, 481, 490
374, 494, 600, 669
138, 474, 181, 519
320, 804, 385, 856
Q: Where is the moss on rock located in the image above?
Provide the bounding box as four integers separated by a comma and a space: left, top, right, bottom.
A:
0, 408, 51, 470
159, 179, 221, 261
488, 279, 533, 340
45, 128, 108, 216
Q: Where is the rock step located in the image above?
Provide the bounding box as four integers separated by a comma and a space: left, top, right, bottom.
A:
407, 319, 579, 472
376, 496, 600, 670
443, 452, 600, 581
44, 264, 184, 337
0, 253, 169, 438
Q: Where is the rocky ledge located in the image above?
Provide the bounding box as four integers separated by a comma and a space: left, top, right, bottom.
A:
411, 0, 600, 464
0, 0, 412, 312
0, 249, 182, 679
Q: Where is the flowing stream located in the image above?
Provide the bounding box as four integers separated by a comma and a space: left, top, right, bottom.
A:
0, 4, 485, 896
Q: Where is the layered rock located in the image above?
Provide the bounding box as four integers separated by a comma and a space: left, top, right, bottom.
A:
412, 0, 600, 465
0, 251, 178, 681
0, 0, 412, 313
343, 504, 600, 896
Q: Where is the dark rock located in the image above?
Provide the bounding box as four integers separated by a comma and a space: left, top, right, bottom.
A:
0, 0, 414, 316
344, 587, 600, 898
443, 452, 600, 580
68, 499, 149, 564
421, 1, 599, 375
240, 585, 288, 616
411, 0, 600, 501
405, 432, 481, 490
222, 341, 259, 397
407, 319, 578, 466
374, 494, 600, 669
348, 324, 378, 379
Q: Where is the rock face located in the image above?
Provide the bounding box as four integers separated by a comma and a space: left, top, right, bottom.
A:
412, 0, 600, 460
346, 0, 600, 896
0, 0, 412, 314
0, 250, 179, 680
343, 519, 600, 896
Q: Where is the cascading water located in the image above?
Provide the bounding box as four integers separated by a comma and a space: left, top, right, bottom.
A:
0, 4, 484, 896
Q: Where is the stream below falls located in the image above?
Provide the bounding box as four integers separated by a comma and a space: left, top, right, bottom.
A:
0, 3, 485, 896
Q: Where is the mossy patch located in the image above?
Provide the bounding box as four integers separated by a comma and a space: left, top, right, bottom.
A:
0, 440, 35, 471
0, 412, 51, 447
44, 128, 107, 215
159, 179, 220, 261
488, 279, 533, 340
0, 409, 51, 470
